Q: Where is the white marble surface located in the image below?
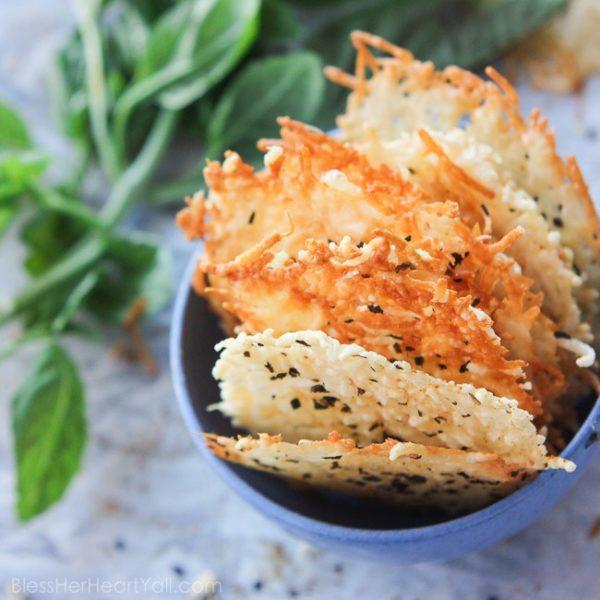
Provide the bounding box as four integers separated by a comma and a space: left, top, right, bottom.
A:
0, 2, 599, 599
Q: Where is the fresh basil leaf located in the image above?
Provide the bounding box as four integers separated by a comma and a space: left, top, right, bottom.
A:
12, 343, 86, 521
20, 290, 78, 333
0, 151, 47, 222
0, 150, 48, 186
115, 0, 259, 156
158, 0, 261, 110
27, 184, 104, 230
21, 210, 85, 277
128, 0, 178, 22
415, 0, 568, 68
85, 232, 172, 322
55, 32, 87, 94
290, 0, 356, 10
195, 94, 216, 140
0, 182, 23, 201
0, 203, 17, 238
17, 210, 87, 329
304, 0, 452, 65
0, 102, 32, 150
136, 0, 196, 78
260, 0, 303, 47
206, 51, 324, 161
291, 0, 351, 4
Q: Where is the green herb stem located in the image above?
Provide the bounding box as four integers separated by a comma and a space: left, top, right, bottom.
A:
0, 109, 178, 325
51, 269, 101, 334
72, 0, 119, 181
28, 183, 105, 231
0, 329, 50, 362
103, 108, 179, 226
112, 60, 191, 166
0, 236, 105, 326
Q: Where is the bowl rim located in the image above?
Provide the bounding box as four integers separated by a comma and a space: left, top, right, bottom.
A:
171, 248, 600, 543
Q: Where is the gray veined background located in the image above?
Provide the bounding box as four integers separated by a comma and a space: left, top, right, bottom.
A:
0, 2, 598, 599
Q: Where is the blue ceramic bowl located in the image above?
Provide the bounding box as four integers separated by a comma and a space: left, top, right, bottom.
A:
170, 250, 600, 563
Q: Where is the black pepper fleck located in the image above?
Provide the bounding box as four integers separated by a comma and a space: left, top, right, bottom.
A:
395, 262, 414, 272
311, 384, 328, 393
270, 372, 287, 380
114, 538, 126, 551
172, 565, 185, 577
450, 252, 464, 267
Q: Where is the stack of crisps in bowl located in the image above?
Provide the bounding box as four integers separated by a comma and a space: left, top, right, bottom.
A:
176, 32, 599, 513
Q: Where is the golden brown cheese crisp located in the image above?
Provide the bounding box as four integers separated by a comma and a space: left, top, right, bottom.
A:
207, 233, 545, 413
360, 127, 586, 349
178, 119, 575, 412
327, 31, 600, 357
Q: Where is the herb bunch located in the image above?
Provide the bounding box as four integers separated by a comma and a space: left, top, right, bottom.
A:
0, 0, 566, 520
